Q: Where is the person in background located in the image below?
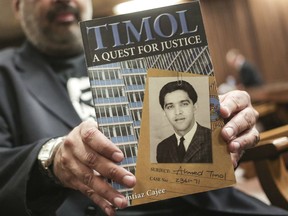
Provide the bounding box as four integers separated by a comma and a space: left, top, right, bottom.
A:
226, 49, 264, 88
0, 0, 287, 216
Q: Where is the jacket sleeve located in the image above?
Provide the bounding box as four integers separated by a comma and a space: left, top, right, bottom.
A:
0, 116, 66, 215
0, 63, 65, 215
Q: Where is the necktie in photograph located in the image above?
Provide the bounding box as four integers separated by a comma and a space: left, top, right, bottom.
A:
177, 136, 186, 162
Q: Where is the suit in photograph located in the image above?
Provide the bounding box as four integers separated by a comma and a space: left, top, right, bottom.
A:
156, 123, 212, 163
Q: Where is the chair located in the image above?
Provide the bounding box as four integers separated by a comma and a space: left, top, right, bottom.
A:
240, 124, 288, 210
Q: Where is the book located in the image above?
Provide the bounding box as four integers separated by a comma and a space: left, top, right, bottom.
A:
80, 0, 235, 207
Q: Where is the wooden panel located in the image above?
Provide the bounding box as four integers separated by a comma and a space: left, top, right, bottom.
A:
200, 0, 288, 85
248, 0, 288, 83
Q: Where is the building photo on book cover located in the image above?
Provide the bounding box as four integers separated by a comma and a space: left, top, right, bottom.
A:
80, 0, 235, 206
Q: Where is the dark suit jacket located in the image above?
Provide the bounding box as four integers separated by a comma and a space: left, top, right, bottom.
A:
157, 123, 212, 163
0, 42, 287, 216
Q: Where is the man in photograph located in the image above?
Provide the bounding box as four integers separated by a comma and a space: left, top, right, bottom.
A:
156, 80, 212, 163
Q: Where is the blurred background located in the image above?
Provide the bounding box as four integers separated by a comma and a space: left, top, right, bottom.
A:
1, 0, 287, 85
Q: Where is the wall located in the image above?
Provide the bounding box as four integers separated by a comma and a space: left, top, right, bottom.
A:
200, 0, 288, 85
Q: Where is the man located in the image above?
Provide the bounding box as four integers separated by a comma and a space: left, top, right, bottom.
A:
157, 80, 212, 163
0, 0, 287, 216
226, 49, 264, 88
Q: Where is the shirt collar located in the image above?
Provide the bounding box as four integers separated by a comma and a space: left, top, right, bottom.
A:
175, 123, 198, 150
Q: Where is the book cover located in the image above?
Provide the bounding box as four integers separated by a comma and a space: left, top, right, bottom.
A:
80, 0, 235, 206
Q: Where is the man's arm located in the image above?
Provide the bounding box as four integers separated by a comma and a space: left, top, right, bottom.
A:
53, 120, 136, 216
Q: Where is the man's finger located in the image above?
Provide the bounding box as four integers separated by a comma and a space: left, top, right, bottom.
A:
221, 106, 257, 142
78, 120, 124, 163
219, 90, 251, 118
227, 126, 260, 153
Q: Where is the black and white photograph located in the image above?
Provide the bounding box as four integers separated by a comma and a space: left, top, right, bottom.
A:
149, 76, 212, 163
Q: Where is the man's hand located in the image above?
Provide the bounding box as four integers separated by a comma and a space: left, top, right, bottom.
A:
53, 120, 136, 216
219, 90, 260, 168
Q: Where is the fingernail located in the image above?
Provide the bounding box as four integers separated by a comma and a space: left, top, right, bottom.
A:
221, 105, 231, 117
112, 152, 123, 162
225, 127, 234, 138
105, 206, 114, 215
114, 197, 124, 208
232, 141, 240, 151
233, 161, 238, 169
123, 175, 136, 187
